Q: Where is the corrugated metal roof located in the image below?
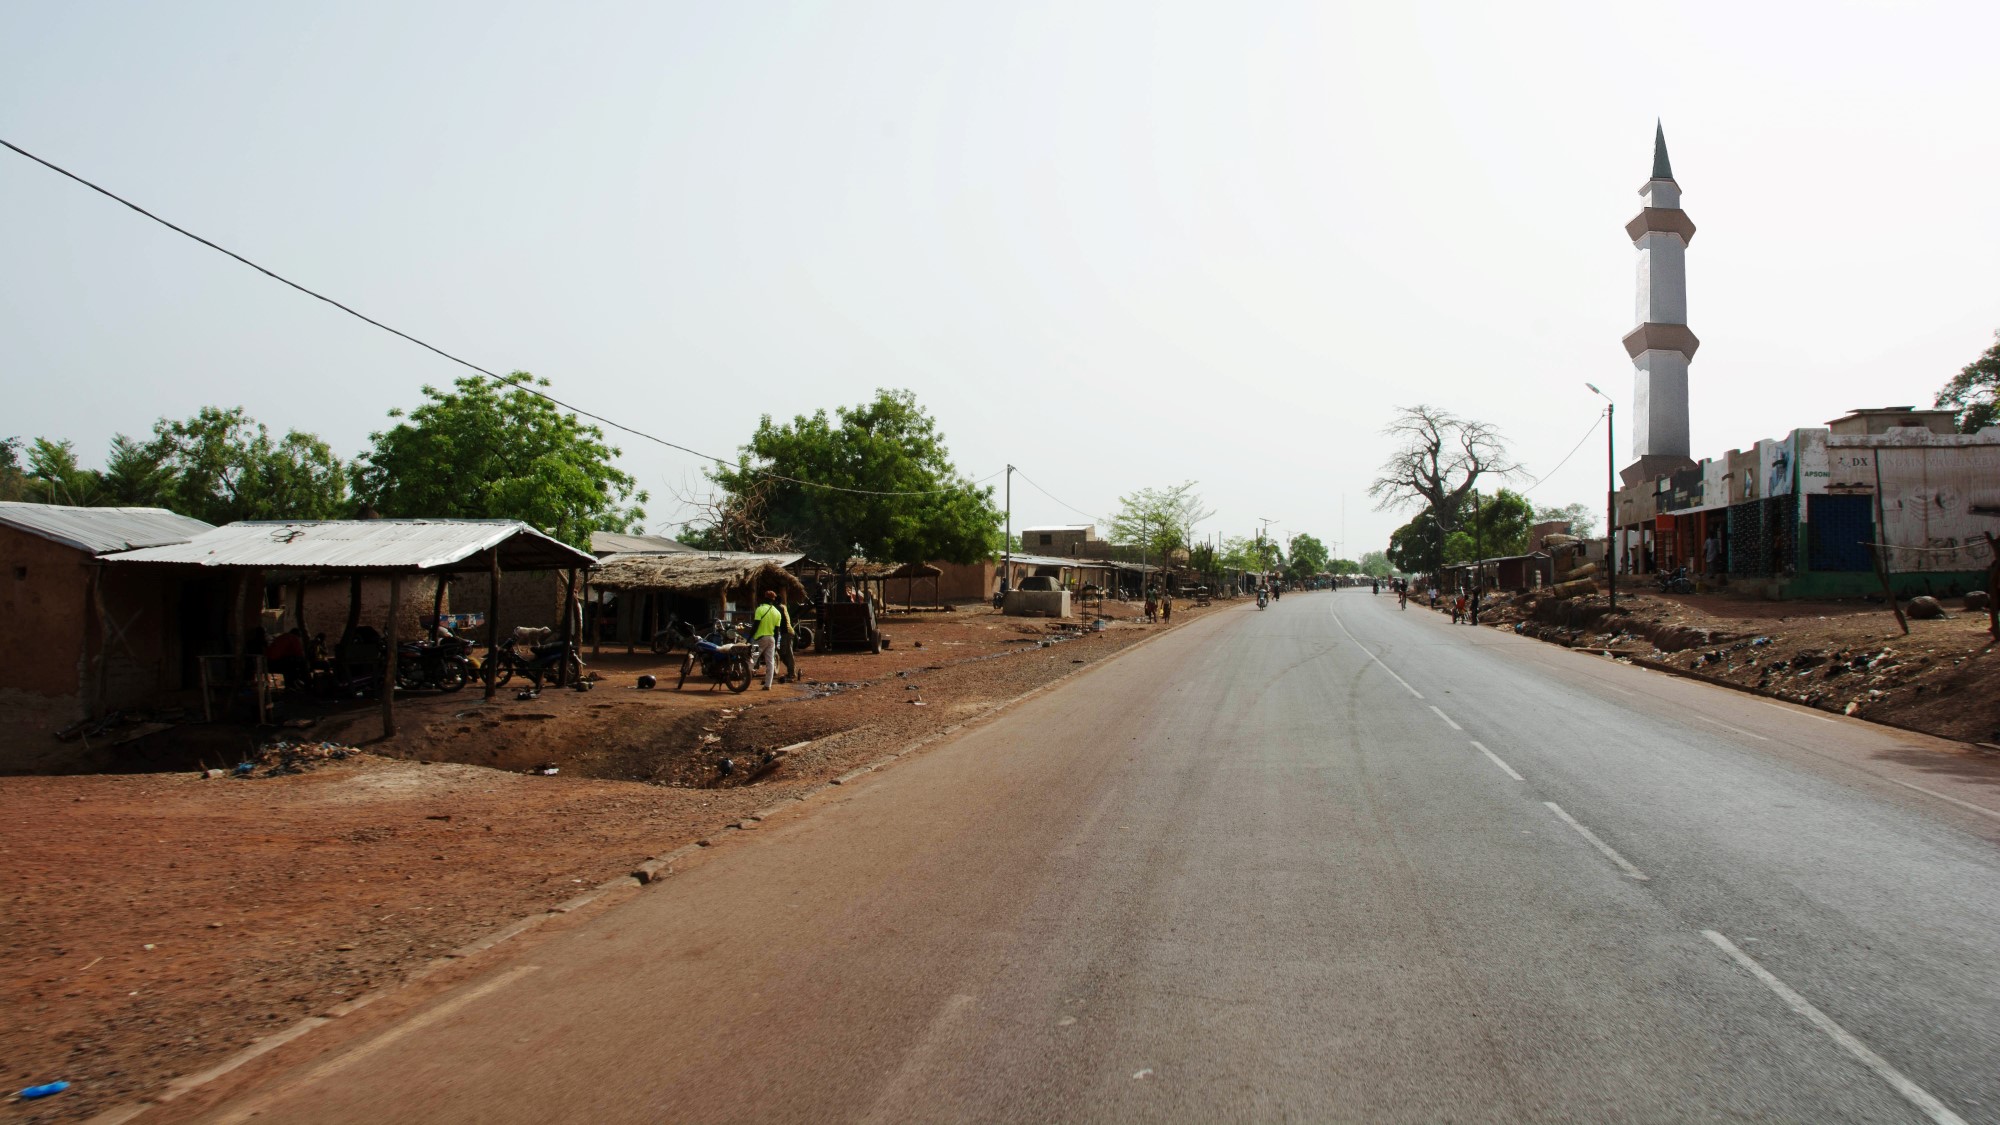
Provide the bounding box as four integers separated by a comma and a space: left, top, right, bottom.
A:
590, 531, 692, 555
102, 519, 595, 572
0, 501, 214, 555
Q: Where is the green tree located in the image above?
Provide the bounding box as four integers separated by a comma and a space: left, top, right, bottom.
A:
1387, 510, 1450, 573
100, 434, 173, 507
1285, 533, 1331, 579
1935, 330, 2000, 434
1357, 550, 1392, 577
1110, 481, 1214, 561
151, 406, 349, 525
354, 376, 642, 548
709, 389, 999, 576
0, 437, 26, 501
1534, 501, 1599, 541
24, 438, 103, 505
1469, 489, 1534, 558
1328, 558, 1361, 576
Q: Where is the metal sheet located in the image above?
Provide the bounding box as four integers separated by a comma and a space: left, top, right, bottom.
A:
102, 519, 595, 572
0, 501, 214, 555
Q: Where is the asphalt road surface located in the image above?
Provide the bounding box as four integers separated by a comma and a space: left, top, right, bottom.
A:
185, 592, 2000, 1124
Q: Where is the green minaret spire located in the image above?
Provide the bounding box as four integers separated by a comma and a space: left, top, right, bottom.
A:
1652, 120, 1674, 181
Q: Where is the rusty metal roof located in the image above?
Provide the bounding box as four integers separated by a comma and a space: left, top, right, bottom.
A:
0, 501, 214, 555
102, 519, 595, 572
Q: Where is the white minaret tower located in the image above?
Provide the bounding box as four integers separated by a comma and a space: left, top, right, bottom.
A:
1621, 121, 1698, 486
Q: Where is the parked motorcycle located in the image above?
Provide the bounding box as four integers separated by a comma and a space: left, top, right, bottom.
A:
1655, 566, 1695, 595
481, 638, 583, 689
394, 636, 474, 692
677, 622, 754, 693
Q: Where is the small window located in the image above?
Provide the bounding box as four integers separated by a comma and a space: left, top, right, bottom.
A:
13, 566, 25, 580
1039, 534, 1052, 546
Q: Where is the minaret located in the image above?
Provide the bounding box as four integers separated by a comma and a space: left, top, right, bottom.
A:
1620, 121, 1698, 486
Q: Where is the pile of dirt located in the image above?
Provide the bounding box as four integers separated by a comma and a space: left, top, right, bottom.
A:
1476, 588, 2000, 745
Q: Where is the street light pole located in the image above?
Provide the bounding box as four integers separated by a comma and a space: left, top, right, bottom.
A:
1586, 384, 1617, 610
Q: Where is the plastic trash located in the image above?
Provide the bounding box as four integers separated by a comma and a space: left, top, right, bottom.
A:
19, 1081, 69, 1099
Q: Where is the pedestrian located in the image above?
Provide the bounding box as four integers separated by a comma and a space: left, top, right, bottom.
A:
752, 589, 783, 690
1144, 593, 1158, 623
1452, 593, 1467, 624
1704, 532, 1721, 580
1161, 591, 1173, 624
776, 596, 798, 683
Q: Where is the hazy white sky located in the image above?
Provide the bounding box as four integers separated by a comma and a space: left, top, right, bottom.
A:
4, 1, 1996, 557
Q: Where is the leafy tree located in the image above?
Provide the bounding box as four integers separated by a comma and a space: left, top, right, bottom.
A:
1110, 481, 1215, 560
24, 438, 103, 505
1328, 558, 1361, 576
0, 437, 26, 501
709, 389, 999, 576
1285, 533, 1331, 579
1387, 510, 1450, 573
1369, 406, 1518, 533
1470, 489, 1534, 558
1357, 550, 1393, 577
354, 375, 642, 548
1534, 501, 1598, 541
151, 407, 349, 526
100, 434, 173, 507
1935, 330, 2000, 434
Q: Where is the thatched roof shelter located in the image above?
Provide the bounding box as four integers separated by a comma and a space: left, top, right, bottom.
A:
846, 561, 942, 580
589, 551, 807, 600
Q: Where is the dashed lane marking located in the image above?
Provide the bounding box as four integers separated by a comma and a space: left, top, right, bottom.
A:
1756, 698, 1839, 724
1691, 712, 1770, 741
1703, 931, 1968, 1125
1470, 741, 1524, 781
1428, 705, 1462, 730
1544, 802, 1649, 881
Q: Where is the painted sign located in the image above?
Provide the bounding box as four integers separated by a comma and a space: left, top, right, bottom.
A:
1759, 436, 1794, 497
1875, 445, 2000, 572
1796, 430, 1829, 495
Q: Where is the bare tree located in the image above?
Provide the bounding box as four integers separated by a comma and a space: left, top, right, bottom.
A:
665, 475, 793, 553
1368, 405, 1519, 533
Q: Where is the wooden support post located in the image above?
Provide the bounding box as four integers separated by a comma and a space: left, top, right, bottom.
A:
484, 551, 502, 700
293, 580, 307, 636
1985, 533, 1999, 642
229, 572, 251, 690
558, 567, 577, 686
85, 565, 106, 720
1871, 545, 1909, 636
344, 574, 362, 642
382, 574, 403, 739
587, 578, 600, 656
431, 574, 448, 641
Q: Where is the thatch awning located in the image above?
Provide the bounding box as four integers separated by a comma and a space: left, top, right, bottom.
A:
847, 561, 943, 581
589, 552, 807, 599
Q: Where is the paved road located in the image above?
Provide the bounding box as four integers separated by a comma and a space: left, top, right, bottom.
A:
189, 592, 2000, 1123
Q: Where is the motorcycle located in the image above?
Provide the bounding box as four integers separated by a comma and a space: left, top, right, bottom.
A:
1655, 566, 1695, 595
394, 636, 474, 692
655, 616, 810, 654
678, 622, 755, 693
1256, 590, 1269, 610
481, 638, 584, 689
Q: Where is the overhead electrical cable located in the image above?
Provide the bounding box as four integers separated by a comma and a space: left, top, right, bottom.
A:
0, 136, 981, 498
1011, 467, 1108, 525
1520, 413, 1604, 496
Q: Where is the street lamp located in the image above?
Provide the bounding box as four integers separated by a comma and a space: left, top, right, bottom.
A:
1585, 383, 1617, 610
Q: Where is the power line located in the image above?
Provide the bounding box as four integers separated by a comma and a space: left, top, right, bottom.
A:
0, 136, 979, 499
1011, 467, 1107, 525
1520, 413, 1604, 497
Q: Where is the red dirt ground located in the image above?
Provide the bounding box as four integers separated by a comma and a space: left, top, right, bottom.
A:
0, 598, 1223, 1122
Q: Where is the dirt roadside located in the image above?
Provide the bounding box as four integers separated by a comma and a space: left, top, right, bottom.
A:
1465, 587, 2000, 747
0, 597, 1229, 1122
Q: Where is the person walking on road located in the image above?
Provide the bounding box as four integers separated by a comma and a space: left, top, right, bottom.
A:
1161, 590, 1173, 624
776, 597, 798, 683
752, 590, 783, 690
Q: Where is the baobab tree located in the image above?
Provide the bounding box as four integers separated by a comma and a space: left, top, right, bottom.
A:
1368, 405, 1519, 533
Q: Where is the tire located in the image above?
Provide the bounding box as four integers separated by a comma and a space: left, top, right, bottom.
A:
438, 661, 467, 693
676, 654, 692, 691
726, 658, 753, 693
792, 624, 814, 650
487, 660, 513, 689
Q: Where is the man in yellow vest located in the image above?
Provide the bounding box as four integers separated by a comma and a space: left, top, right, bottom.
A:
752, 590, 783, 690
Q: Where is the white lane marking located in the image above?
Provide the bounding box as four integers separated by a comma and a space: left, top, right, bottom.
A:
1691, 712, 1770, 741
863, 992, 979, 1121
1543, 802, 1649, 880
1428, 705, 1462, 730
1595, 681, 1636, 696
1329, 610, 1423, 699
1756, 698, 1839, 724
1703, 931, 1968, 1125
1886, 778, 2000, 824
1470, 740, 1524, 781
213, 966, 539, 1124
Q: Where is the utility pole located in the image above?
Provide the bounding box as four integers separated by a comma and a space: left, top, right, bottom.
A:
1587, 384, 1617, 610
1003, 464, 1014, 602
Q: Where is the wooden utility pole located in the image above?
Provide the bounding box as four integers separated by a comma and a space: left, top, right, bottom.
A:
382, 574, 403, 738
485, 552, 501, 700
